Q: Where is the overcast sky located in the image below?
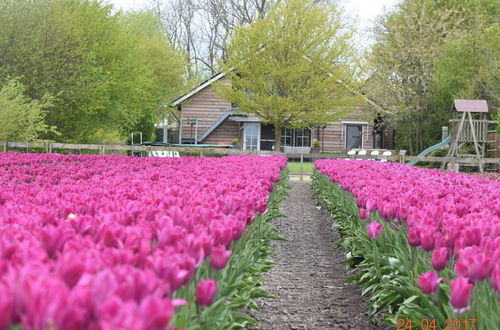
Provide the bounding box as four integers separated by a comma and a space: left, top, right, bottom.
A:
106, 0, 400, 44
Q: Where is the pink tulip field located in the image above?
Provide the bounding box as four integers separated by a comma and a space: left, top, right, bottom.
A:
0, 152, 287, 330
314, 160, 499, 329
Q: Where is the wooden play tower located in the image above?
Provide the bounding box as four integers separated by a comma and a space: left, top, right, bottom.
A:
443, 99, 498, 172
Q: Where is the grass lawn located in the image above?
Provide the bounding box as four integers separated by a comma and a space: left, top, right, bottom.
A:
287, 161, 315, 174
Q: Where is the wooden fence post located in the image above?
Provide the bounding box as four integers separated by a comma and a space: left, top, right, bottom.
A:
2, 141, 7, 152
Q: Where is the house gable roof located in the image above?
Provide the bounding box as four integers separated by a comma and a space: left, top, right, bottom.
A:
172, 69, 385, 113
172, 72, 227, 107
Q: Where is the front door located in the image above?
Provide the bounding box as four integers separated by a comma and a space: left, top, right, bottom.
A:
243, 123, 260, 151
346, 125, 362, 149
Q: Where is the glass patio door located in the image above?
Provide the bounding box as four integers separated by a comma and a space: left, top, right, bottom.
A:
244, 123, 260, 151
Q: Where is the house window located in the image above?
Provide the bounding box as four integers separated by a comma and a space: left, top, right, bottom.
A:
281, 128, 312, 148
243, 123, 260, 151
281, 128, 293, 147
346, 125, 363, 149
295, 129, 311, 147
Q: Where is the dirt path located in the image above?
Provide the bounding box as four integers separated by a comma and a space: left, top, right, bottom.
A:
250, 181, 387, 330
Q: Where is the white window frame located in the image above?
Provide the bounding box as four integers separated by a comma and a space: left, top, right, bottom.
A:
281, 128, 313, 148
295, 128, 312, 147
243, 122, 261, 151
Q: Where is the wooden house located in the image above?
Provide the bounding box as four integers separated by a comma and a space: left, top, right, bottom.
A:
162, 72, 394, 152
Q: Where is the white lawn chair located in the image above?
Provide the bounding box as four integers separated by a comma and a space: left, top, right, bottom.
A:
381, 151, 392, 162
370, 150, 380, 156
356, 150, 367, 160
346, 149, 357, 159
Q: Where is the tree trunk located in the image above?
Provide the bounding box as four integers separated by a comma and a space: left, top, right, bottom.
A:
417, 117, 424, 152
408, 132, 413, 155
415, 123, 420, 152
274, 126, 282, 152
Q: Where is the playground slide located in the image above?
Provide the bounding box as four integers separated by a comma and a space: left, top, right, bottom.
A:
407, 135, 452, 166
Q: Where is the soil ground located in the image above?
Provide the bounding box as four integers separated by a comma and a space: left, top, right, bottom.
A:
249, 181, 389, 330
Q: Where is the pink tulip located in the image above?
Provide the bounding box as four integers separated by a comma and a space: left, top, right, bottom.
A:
92, 270, 118, 303
420, 230, 435, 251
407, 227, 421, 247
39, 224, 72, 259
432, 247, 449, 271
367, 221, 383, 239
0, 283, 13, 330
359, 208, 369, 220
59, 256, 85, 288
139, 297, 174, 330
455, 250, 491, 282
210, 245, 231, 270
450, 277, 473, 314
463, 227, 482, 247
366, 199, 377, 213
418, 271, 443, 295
196, 279, 217, 307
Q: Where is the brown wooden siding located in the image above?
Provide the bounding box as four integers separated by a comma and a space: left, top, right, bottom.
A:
316, 122, 395, 152
180, 77, 231, 141
383, 127, 395, 150
202, 120, 240, 144
177, 78, 395, 150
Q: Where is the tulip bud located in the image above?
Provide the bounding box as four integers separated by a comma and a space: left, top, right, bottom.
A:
431, 247, 449, 271
418, 271, 443, 295
450, 277, 473, 314
420, 230, 435, 251
366, 199, 377, 213
210, 246, 231, 270
196, 279, 217, 307
359, 208, 369, 220
407, 227, 421, 247
367, 221, 383, 239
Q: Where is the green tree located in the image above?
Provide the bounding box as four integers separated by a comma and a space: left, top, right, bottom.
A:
0, 79, 56, 142
368, 0, 499, 153
367, 0, 465, 154
216, 0, 360, 150
432, 0, 499, 130
120, 10, 188, 140
0, 0, 187, 143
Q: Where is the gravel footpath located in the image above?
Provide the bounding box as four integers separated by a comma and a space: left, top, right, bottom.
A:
249, 181, 387, 330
